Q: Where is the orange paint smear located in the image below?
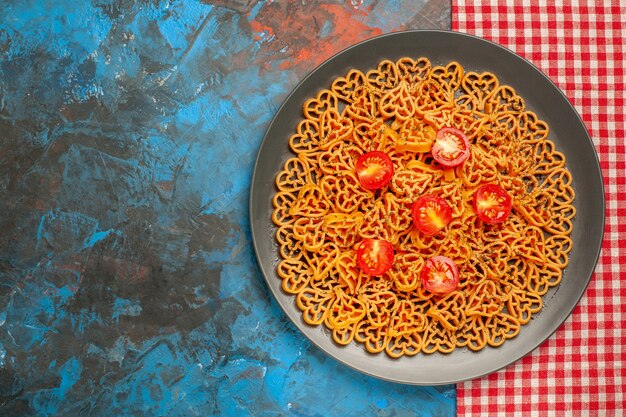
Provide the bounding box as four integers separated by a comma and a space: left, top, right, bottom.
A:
249, 19, 275, 42
278, 4, 382, 70
249, 2, 382, 72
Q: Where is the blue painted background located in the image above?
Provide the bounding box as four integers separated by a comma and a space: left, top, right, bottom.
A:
0, 1, 453, 415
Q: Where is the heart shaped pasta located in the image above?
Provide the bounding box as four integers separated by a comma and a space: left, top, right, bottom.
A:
366, 59, 400, 92
292, 217, 326, 252
385, 252, 424, 292
465, 280, 505, 318
334, 250, 362, 294
278, 258, 312, 294
488, 85, 526, 114
275, 157, 313, 192
396, 57, 431, 84
319, 172, 372, 213
385, 301, 426, 358
506, 287, 542, 325
303, 89, 339, 121
296, 287, 335, 325
431, 61, 465, 92
318, 109, 353, 150
461, 71, 500, 107
325, 289, 367, 329
289, 119, 320, 155
486, 313, 521, 347
359, 281, 399, 328
378, 81, 417, 121
322, 212, 364, 248
331, 69, 368, 103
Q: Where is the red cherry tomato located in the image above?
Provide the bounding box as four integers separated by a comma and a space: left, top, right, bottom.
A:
356, 238, 395, 276
431, 127, 471, 167
421, 256, 460, 294
473, 183, 512, 224
355, 151, 394, 190
411, 195, 452, 236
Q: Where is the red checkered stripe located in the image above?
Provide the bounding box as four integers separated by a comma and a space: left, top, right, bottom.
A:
453, 1, 625, 416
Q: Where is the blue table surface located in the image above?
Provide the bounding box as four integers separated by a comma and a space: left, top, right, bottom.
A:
0, 1, 455, 416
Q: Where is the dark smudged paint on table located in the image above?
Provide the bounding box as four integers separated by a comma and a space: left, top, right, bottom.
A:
0, 1, 454, 415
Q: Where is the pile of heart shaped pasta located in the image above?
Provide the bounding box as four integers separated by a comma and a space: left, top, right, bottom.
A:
272, 57, 575, 357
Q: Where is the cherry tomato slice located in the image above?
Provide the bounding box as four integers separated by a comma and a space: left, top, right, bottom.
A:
421, 256, 460, 294
411, 195, 452, 236
355, 151, 394, 190
431, 127, 471, 167
356, 238, 395, 276
473, 183, 512, 224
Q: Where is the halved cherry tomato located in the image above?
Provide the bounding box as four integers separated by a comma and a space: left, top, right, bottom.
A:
421, 256, 460, 294
431, 127, 471, 167
355, 151, 394, 190
473, 183, 512, 224
356, 238, 395, 276
411, 195, 452, 236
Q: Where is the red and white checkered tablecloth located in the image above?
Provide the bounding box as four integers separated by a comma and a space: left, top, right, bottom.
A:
453, 1, 626, 416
